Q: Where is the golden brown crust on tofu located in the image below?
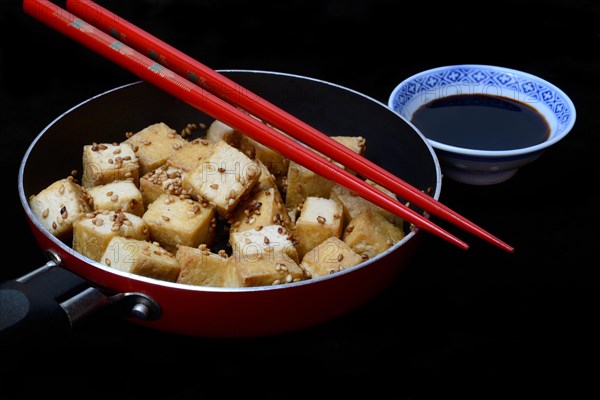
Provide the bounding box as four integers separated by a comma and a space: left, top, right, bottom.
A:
101, 237, 180, 282
29, 178, 92, 238
139, 165, 187, 206
228, 187, 293, 237
124, 122, 188, 175
343, 208, 405, 260
229, 224, 299, 264
142, 194, 216, 253
284, 161, 334, 210
294, 196, 344, 260
300, 236, 364, 278
82, 142, 139, 188
166, 138, 215, 173
182, 141, 261, 217
86, 180, 144, 217
239, 135, 289, 180
205, 119, 241, 147
330, 136, 366, 156
72, 210, 149, 262
227, 251, 305, 287
175, 245, 231, 287
330, 180, 403, 227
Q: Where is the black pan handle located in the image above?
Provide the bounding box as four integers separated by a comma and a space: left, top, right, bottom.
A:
0, 251, 161, 341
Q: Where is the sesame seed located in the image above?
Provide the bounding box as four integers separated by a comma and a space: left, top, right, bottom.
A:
58, 184, 65, 195
162, 215, 170, 221
285, 274, 293, 283
105, 258, 111, 266
210, 183, 218, 189
52, 221, 57, 229
218, 167, 226, 173
337, 254, 344, 261
42, 208, 49, 218
317, 216, 326, 224
263, 236, 270, 244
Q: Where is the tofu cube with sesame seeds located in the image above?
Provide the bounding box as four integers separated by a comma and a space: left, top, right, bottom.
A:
124, 122, 188, 175
142, 194, 216, 253
175, 245, 232, 287
284, 161, 334, 210
82, 142, 139, 188
205, 119, 241, 148
329, 136, 367, 175
284, 136, 367, 209
343, 208, 405, 260
86, 180, 144, 217
101, 237, 180, 282
230, 224, 299, 264
182, 141, 261, 217
165, 138, 216, 173
329, 179, 403, 227
72, 210, 149, 262
299, 236, 364, 279
228, 187, 293, 238
294, 196, 344, 260
29, 177, 92, 238
227, 250, 305, 287
239, 135, 289, 181
139, 165, 187, 206
253, 160, 278, 192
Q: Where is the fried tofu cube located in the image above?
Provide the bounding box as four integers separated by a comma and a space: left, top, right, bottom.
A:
86, 180, 144, 217
230, 224, 298, 264
227, 251, 305, 287
295, 197, 344, 259
124, 122, 188, 175
175, 245, 231, 287
300, 236, 364, 278
330, 136, 367, 157
72, 210, 149, 262
139, 165, 187, 206
253, 160, 278, 192
343, 209, 405, 260
101, 237, 180, 282
284, 161, 334, 210
183, 141, 261, 216
82, 142, 139, 188
228, 187, 293, 237
330, 136, 367, 174
166, 138, 215, 173
205, 119, 241, 147
29, 178, 92, 238
142, 194, 216, 253
330, 179, 403, 227
283, 136, 366, 209
239, 136, 289, 179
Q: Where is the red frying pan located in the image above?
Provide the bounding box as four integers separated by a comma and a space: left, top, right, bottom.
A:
3, 70, 441, 338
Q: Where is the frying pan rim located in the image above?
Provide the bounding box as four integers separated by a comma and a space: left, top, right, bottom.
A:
18, 70, 442, 293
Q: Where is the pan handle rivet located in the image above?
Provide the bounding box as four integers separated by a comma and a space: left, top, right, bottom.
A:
131, 302, 151, 320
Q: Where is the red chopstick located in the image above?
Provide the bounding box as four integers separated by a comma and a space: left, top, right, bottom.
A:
63, 0, 514, 253
23, 0, 470, 250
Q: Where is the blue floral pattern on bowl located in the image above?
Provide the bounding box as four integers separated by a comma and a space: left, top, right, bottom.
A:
389, 65, 574, 136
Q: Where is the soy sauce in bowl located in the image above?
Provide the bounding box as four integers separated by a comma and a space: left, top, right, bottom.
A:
410, 94, 550, 151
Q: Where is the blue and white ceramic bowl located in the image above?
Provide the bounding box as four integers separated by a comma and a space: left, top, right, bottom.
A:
388, 64, 576, 185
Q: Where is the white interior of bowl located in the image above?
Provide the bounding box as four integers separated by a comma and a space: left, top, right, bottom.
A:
388, 64, 577, 158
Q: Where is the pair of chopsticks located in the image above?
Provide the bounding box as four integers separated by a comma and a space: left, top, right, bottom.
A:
23, 0, 514, 253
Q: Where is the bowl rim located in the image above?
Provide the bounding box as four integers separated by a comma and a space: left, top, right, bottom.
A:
387, 64, 577, 158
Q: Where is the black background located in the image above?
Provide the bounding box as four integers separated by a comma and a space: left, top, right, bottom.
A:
1, 0, 599, 397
